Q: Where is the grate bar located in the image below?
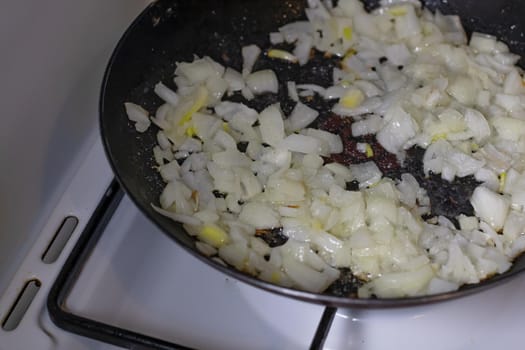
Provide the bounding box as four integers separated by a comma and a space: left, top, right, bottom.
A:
309, 306, 337, 350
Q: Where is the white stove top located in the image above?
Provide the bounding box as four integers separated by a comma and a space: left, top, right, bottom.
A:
2, 138, 525, 350
1, 2, 525, 348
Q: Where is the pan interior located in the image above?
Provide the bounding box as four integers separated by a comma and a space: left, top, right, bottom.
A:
100, 0, 525, 307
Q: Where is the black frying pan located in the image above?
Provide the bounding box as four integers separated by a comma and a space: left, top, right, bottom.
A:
100, 0, 525, 308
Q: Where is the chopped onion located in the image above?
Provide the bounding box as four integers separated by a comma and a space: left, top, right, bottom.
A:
259, 104, 285, 146
376, 105, 417, 155
223, 67, 245, 92
287, 81, 299, 102
124, 102, 150, 132
246, 70, 279, 95
267, 49, 298, 63
286, 102, 319, 132
294, 34, 314, 65
464, 108, 491, 143
175, 56, 224, 85
154, 82, 179, 106
242, 44, 261, 77
351, 114, 383, 136
279, 134, 326, 154
351, 161, 382, 188
385, 43, 411, 66
296, 83, 327, 95
470, 186, 510, 231
304, 128, 343, 154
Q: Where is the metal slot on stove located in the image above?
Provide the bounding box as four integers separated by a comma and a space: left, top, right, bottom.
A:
42, 216, 79, 264
1, 279, 41, 331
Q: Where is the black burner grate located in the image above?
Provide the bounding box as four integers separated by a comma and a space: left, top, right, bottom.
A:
47, 180, 336, 350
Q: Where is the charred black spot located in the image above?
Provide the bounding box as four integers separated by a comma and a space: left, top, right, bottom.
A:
237, 141, 249, 153
318, 114, 478, 221
345, 180, 360, 191
212, 190, 227, 199
403, 147, 479, 218
325, 268, 363, 297
255, 227, 288, 247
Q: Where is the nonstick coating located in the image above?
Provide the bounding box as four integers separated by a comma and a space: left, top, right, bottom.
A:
100, 0, 525, 308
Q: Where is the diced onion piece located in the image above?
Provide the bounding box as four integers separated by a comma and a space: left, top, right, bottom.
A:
239, 202, 280, 228
287, 81, 299, 102
242, 44, 262, 76
152, 204, 202, 226
492, 116, 525, 142
206, 76, 228, 105
259, 104, 285, 146
296, 84, 327, 95
198, 224, 230, 248
340, 88, 365, 108
359, 264, 434, 298
294, 34, 314, 65
304, 128, 343, 154
223, 67, 245, 92
351, 161, 382, 188
464, 108, 491, 143
503, 69, 524, 95
385, 43, 411, 66
286, 102, 319, 132
125, 102, 151, 132
215, 101, 258, 125
324, 85, 346, 99
282, 254, 340, 293
195, 241, 217, 256
177, 86, 209, 126
246, 70, 279, 95
470, 32, 501, 53
394, 4, 421, 39
470, 186, 509, 231
154, 82, 179, 106
159, 160, 181, 182
351, 115, 383, 136
279, 134, 325, 154
376, 106, 417, 155
175, 56, 224, 84
267, 49, 298, 63
447, 76, 477, 106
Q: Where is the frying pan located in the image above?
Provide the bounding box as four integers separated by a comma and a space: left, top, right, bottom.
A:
100, 0, 525, 308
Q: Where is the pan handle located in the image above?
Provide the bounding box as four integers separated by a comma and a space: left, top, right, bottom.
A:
310, 306, 338, 350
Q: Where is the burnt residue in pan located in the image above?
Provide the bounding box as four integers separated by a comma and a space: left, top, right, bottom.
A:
325, 268, 363, 298
255, 227, 289, 248
318, 118, 479, 221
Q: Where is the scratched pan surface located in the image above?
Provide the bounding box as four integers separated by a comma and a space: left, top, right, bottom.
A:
100, 0, 525, 308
